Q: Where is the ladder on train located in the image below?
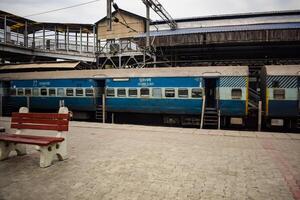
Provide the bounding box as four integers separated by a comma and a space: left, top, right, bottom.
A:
203, 107, 219, 128
95, 105, 104, 122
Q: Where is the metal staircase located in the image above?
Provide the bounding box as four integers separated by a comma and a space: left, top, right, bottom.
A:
203, 107, 219, 128
95, 105, 103, 122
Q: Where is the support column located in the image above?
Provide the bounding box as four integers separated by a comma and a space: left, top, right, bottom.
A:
146, 3, 150, 49
80, 27, 82, 53
93, 25, 96, 53
75, 32, 78, 51
32, 30, 35, 49
4, 15, 7, 44
24, 21, 28, 47
107, 0, 112, 31
87, 32, 89, 52
66, 26, 69, 52
54, 26, 57, 51
64, 31, 67, 50
42, 25, 45, 50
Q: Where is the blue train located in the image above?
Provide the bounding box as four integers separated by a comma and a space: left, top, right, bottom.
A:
0, 65, 299, 129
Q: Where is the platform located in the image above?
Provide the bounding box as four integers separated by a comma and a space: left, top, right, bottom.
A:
0, 117, 299, 200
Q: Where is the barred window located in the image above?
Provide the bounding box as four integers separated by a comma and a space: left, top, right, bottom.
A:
191, 88, 202, 98
17, 88, 24, 96
49, 89, 56, 96
165, 89, 175, 98
106, 88, 115, 97
140, 88, 149, 97
273, 89, 285, 100
40, 88, 47, 96
85, 88, 94, 97
128, 89, 138, 97
76, 88, 84, 96
117, 89, 126, 97
178, 89, 188, 98
25, 88, 32, 96
66, 88, 74, 96
231, 89, 242, 100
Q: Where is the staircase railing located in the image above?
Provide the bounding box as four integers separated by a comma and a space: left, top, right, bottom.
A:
200, 95, 206, 129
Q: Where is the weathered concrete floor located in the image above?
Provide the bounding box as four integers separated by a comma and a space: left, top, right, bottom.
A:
0, 118, 299, 200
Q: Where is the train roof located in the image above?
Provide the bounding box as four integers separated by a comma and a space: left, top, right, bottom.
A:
0, 66, 248, 81
265, 65, 300, 76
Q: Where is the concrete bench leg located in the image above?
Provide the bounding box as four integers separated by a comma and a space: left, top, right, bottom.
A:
39, 144, 57, 168
0, 142, 27, 160
0, 142, 11, 160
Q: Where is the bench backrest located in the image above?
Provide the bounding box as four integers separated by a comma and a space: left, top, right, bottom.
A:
11, 112, 69, 132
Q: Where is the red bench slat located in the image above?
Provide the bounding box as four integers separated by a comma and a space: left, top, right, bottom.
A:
12, 113, 69, 120
11, 112, 69, 132
11, 118, 69, 125
0, 134, 64, 146
11, 124, 69, 131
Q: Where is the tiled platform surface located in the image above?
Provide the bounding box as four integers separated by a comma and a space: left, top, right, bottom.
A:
0, 117, 299, 200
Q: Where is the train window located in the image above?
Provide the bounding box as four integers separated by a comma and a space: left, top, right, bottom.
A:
17, 88, 24, 96
140, 88, 149, 97
152, 88, 162, 98
165, 89, 175, 98
25, 89, 32, 96
66, 88, 74, 96
117, 89, 126, 97
76, 88, 84, 96
178, 88, 188, 98
273, 89, 285, 100
49, 89, 56, 96
106, 88, 115, 97
85, 88, 94, 96
57, 88, 65, 96
231, 89, 242, 100
191, 88, 202, 98
33, 88, 39, 96
10, 88, 16, 96
128, 89, 138, 97
40, 88, 48, 96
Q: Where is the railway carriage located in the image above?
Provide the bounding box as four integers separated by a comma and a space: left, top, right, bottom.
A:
263, 65, 300, 128
8, 79, 103, 119
0, 66, 249, 127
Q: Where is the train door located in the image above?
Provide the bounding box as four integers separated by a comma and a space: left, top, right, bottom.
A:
204, 78, 217, 108
0, 81, 10, 116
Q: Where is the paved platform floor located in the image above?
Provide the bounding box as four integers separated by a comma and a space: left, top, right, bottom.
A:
0, 118, 300, 200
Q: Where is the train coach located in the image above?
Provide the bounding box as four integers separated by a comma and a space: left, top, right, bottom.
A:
8, 79, 104, 119
0, 66, 249, 128
262, 65, 300, 129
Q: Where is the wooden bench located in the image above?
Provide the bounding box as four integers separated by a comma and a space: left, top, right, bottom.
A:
0, 107, 70, 168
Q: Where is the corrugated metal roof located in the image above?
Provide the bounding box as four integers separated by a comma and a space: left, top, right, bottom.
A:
0, 62, 81, 70
138, 22, 300, 37
0, 66, 249, 81
152, 10, 300, 24
265, 65, 300, 76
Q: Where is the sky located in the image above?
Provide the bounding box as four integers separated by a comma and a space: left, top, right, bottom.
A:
0, 0, 300, 24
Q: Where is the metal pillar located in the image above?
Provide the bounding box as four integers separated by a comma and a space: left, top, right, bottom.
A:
75, 32, 78, 51
146, 3, 150, 49
32, 30, 35, 49
107, 0, 112, 31
87, 32, 89, 52
64, 31, 67, 50
24, 21, 28, 47
80, 27, 82, 53
42, 25, 45, 50
4, 15, 7, 44
66, 26, 69, 52
54, 26, 57, 51
258, 101, 262, 131
93, 25, 96, 53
